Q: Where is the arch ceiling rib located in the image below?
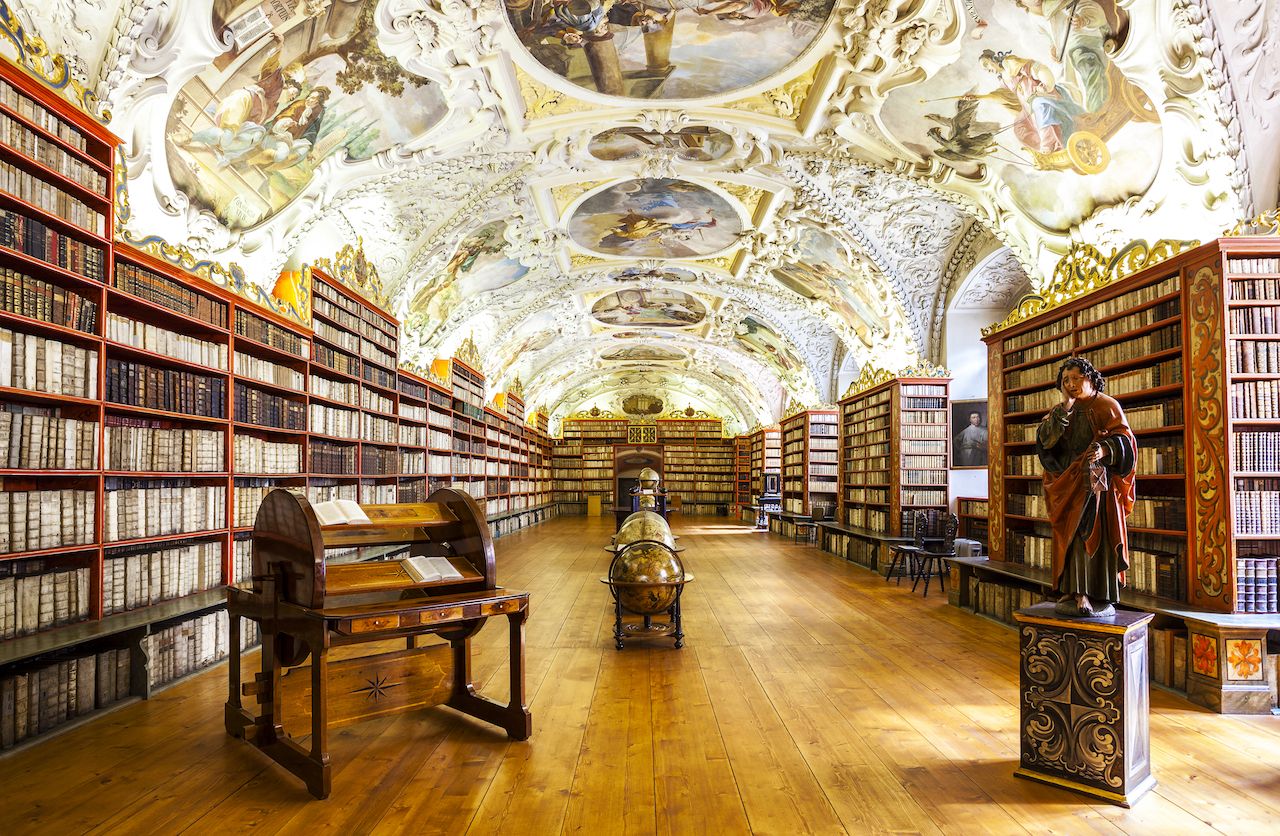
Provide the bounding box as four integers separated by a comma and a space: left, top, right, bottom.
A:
25, 0, 1262, 426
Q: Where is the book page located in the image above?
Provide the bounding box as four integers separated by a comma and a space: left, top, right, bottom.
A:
400, 556, 441, 584
334, 499, 371, 525
425, 556, 464, 580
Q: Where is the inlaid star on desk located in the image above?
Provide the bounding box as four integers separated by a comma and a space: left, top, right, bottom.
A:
353, 673, 402, 701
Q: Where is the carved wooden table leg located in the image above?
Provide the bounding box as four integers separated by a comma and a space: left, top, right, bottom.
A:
614, 596, 625, 650
224, 609, 248, 738
307, 645, 331, 799
506, 608, 532, 740
672, 594, 685, 649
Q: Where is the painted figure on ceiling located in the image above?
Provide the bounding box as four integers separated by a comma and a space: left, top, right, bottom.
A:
976, 49, 1083, 155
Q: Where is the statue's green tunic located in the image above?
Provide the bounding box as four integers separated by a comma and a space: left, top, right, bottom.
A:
1034, 393, 1137, 604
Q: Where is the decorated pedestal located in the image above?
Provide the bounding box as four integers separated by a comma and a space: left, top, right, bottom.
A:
1013, 603, 1156, 807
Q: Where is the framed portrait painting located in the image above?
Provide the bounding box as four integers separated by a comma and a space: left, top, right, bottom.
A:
951, 399, 989, 469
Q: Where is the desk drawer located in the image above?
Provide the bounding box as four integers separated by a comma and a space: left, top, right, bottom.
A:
339, 597, 524, 635
348, 614, 400, 634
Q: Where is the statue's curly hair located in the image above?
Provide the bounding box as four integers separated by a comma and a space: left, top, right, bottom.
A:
1056, 357, 1105, 393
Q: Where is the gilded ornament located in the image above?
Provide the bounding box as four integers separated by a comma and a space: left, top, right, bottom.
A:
515, 68, 596, 120
983, 239, 1200, 336
311, 238, 390, 310
508, 375, 526, 400
121, 233, 310, 326
553, 180, 610, 214
0, 1, 109, 121
1188, 264, 1229, 605
570, 253, 608, 268
716, 182, 765, 219
1223, 209, 1280, 238
987, 340, 1005, 560
454, 334, 483, 371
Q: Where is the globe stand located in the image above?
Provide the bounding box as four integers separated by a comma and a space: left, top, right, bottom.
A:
602, 578, 693, 650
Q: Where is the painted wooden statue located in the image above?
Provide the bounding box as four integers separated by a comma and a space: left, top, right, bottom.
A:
1035, 358, 1137, 617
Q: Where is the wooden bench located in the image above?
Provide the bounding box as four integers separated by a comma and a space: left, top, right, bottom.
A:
767, 511, 812, 539
816, 522, 914, 571
949, 556, 1280, 714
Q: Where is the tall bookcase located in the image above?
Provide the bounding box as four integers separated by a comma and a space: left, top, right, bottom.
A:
977, 236, 1280, 713
780, 409, 838, 517
0, 56, 557, 749
750, 426, 781, 497
734, 435, 752, 509
658, 418, 732, 515
838, 374, 950, 535
956, 497, 989, 546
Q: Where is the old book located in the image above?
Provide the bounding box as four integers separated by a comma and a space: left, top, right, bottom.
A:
38, 664, 57, 732
75, 655, 95, 717
37, 572, 54, 630
16, 574, 37, 635
95, 649, 115, 708
1151, 628, 1170, 686
115, 648, 130, 701
0, 575, 13, 638
1, 676, 14, 748
75, 567, 88, 620
1171, 632, 1188, 691
14, 672, 28, 741
53, 570, 70, 625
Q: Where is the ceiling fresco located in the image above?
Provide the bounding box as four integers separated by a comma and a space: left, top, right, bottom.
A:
589, 288, 708, 327
502, 0, 838, 99
20, 0, 1277, 432
567, 178, 743, 258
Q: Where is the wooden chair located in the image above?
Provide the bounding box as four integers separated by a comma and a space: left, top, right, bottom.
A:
885, 511, 927, 584
912, 513, 958, 598
793, 506, 828, 545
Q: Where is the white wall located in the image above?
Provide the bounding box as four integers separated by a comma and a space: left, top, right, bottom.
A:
944, 309, 1000, 509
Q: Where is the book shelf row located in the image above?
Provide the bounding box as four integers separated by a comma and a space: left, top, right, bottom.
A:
0, 53, 559, 752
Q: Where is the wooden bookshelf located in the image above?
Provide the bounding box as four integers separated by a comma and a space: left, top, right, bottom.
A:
956, 497, 989, 546
838, 374, 950, 535
0, 56, 558, 748
780, 409, 838, 517
734, 435, 752, 509
980, 236, 1280, 713
660, 418, 733, 514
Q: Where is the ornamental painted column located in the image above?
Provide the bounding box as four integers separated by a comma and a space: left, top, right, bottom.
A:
1013, 603, 1156, 807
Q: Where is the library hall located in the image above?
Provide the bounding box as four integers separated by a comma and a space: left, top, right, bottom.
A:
6, 0, 1280, 832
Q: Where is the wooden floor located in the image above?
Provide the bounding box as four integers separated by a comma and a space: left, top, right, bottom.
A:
4, 515, 1280, 834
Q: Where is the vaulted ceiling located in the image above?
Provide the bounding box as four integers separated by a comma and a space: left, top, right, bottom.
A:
13, 0, 1278, 433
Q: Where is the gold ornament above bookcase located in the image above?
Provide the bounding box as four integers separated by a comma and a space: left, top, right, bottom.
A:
114, 150, 312, 326
982, 238, 1200, 337
0, 0, 109, 121
842, 360, 950, 400
454, 335, 483, 372
1224, 208, 1280, 238
311, 238, 389, 310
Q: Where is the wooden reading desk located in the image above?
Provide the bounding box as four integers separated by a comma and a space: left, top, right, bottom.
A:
224, 488, 531, 799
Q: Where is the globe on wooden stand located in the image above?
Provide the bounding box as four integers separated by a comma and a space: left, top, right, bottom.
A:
601, 511, 694, 649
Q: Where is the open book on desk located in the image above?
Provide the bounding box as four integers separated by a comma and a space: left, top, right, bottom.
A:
401, 555, 465, 584
312, 499, 372, 526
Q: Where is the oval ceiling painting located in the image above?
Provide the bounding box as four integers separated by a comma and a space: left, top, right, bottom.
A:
878, 0, 1159, 233
592, 288, 706, 328
770, 226, 888, 346
589, 126, 734, 162
734, 315, 802, 377
600, 345, 687, 362
610, 266, 698, 283
569, 179, 741, 258
166, 2, 447, 231
503, 0, 836, 99
610, 329, 677, 340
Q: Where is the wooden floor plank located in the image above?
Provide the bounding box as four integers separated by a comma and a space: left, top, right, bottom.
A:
2, 515, 1278, 836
